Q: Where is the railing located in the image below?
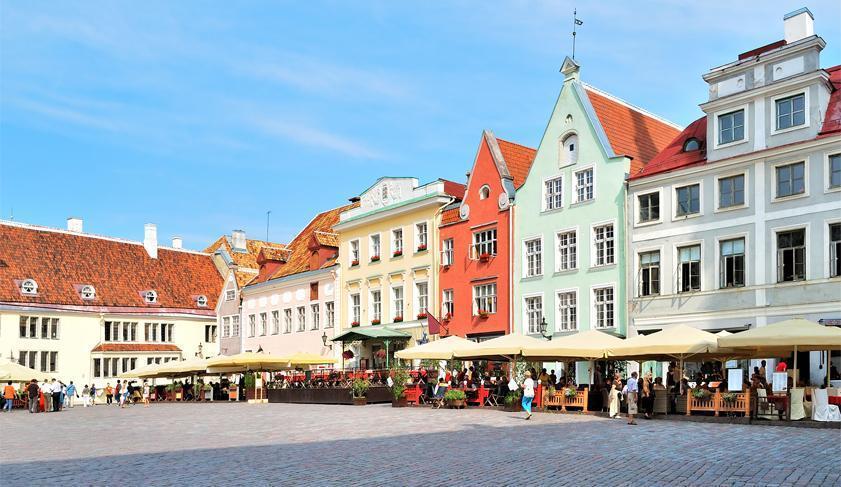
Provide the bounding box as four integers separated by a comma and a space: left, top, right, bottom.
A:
543, 387, 589, 412
686, 389, 750, 417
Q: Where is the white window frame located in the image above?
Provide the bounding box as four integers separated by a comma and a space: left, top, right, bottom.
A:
714, 170, 750, 213
283, 308, 293, 333
225, 289, 236, 301
472, 282, 497, 315
349, 239, 360, 266
80, 285, 96, 300
523, 293, 544, 334
471, 228, 498, 259
554, 287, 579, 332
715, 233, 749, 289
311, 303, 320, 330
370, 289, 382, 323
771, 89, 810, 135
572, 166, 595, 204
825, 218, 841, 279
554, 227, 578, 273
523, 236, 544, 278
478, 185, 491, 200
369, 233, 381, 262
248, 314, 256, 337
415, 281, 429, 317
414, 221, 429, 251
296, 306, 306, 332
825, 152, 841, 193
542, 174, 563, 212
634, 188, 663, 226
559, 131, 578, 167
222, 316, 231, 338
231, 315, 240, 336
259, 312, 267, 336
391, 227, 403, 256
441, 238, 454, 266
772, 159, 809, 202
590, 220, 616, 268
591, 283, 616, 329
441, 289, 454, 318
145, 290, 157, 303
635, 245, 664, 298
771, 223, 810, 283
20, 278, 38, 295
325, 302, 335, 328
672, 180, 703, 221
674, 240, 703, 293
271, 310, 280, 335
713, 104, 749, 149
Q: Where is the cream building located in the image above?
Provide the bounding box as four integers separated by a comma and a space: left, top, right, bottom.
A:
333, 178, 464, 369
0, 219, 223, 390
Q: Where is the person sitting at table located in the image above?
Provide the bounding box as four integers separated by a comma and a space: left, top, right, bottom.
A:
776, 359, 788, 372
539, 369, 550, 388
549, 370, 557, 387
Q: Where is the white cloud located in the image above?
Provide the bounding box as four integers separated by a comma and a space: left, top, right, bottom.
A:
250, 117, 383, 160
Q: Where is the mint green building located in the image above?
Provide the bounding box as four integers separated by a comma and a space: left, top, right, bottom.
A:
514, 58, 680, 383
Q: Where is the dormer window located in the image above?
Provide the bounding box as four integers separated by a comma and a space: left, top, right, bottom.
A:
682, 138, 701, 152
561, 134, 578, 165
196, 295, 208, 307
80, 285, 96, 300
479, 185, 490, 200
145, 290, 158, 304
21, 279, 38, 295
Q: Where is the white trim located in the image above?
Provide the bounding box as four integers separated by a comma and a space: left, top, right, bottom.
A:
671, 179, 704, 221
590, 282, 617, 330
367, 232, 381, 262
770, 88, 810, 135
712, 103, 750, 150
557, 130, 579, 168
673, 239, 704, 293
631, 299, 840, 328
554, 287, 580, 332
590, 219, 617, 268
824, 218, 841, 279
714, 232, 750, 290
770, 222, 810, 282
571, 165, 596, 205
714, 169, 750, 213
413, 219, 430, 252
348, 239, 360, 266
541, 173, 564, 212
521, 291, 545, 335
390, 226, 404, 257
823, 151, 841, 194
553, 225, 580, 273
633, 187, 664, 227
770, 158, 809, 202
633, 244, 664, 298
522, 234, 545, 278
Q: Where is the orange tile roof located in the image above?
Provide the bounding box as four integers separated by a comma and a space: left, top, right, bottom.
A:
249, 202, 358, 285
91, 343, 182, 352
204, 235, 286, 287
496, 138, 537, 188
441, 207, 461, 226
0, 222, 222, 312
313, 231, 339, 247
259, 246, 292, 263
584, 86, 682, 176
441, 179, 467, 200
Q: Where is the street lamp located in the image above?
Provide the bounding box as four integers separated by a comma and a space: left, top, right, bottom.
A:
195, 343, 204, 358
539, 317, 552, 341
321, 332, 333, 350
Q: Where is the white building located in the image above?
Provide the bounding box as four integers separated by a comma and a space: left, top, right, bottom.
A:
626, 8, 841, 385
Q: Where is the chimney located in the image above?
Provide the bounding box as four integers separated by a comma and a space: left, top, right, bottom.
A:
348, 196, 361, 203
171, 236, 183, 249
231, 229, 246, 252
66, 217, 83, 233
784, 8, 814, 44
144, 223, 158, 259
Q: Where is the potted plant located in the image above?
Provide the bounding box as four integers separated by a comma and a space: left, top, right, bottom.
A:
477, 310, 489, 319
390, 368, 410, 407
393, 316, 403, 323
351, 321, 360, 327
416, 243, 427, 252
203, 383, 213, 401
691, 388, 712, 400
342, 350, 355, 360
375, 349, 386, 360
417, 312, 427, 320
165, 383, 177, 402
721, 392, 737, 405
243, 373, 257, 400
444, 389, 466, 408
370, 255, 380, 262
504, 390, 522, 411
546, 386, 556, 397
371, 318, 381, 325
479, 252, 491, 262
351, 259, 360, 267
351, 378, 370, 405
393, 249, 403, 257
564, 387, 578, 399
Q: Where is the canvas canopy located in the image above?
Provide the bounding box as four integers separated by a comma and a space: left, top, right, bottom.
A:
0, 359, 56, 382
395, 335, 481, 360
205, 352, 290, 372
718, 319, 841, 353
453, 333, 544, 360
278, 352, 337, 368
523, 330, 625, 360
608, 325, 732, 361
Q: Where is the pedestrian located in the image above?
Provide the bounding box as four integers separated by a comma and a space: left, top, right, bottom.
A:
114, 381, 121, 406
28, 379, 40, 413
623, 371, 639, 425
3, 381, 15, 412
89, 384, 97, 406
59, 381, 66, 411
105, 383, 113, 405
142, 381, 151, 407
41, 379, 53, 412
66, 381, 77, 408
521, 370, 535, 420
51, 379, 62, 412
119, 382, 127, 408
608, 375, 621, 419
82, 385, 90, 407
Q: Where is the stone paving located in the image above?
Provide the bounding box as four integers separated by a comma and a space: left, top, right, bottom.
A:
1, 403, 838, 486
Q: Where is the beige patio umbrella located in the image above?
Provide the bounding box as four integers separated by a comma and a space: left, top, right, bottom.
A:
158, 358, 213, 377
278, 352, 337, 368
523, 330, 625, 360
117, 362, 169, 379
453, 333, 545, 360
395, 335, 481, 360
608, 325, 731, 361
0, 359, 56, 382
718, 318, 841, 383
205, 352, 290, 372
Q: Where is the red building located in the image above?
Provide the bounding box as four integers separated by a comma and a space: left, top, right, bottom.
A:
438, 130, 536, 340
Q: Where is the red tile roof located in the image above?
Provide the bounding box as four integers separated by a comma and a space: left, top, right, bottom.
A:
441, 207, 461, 226
91, 343, 182, 353
441, 179, 467, 200
204, 236, 285, 288
738, 39, 786, 60
0, 222, 222, 313
584, 86, 682, 176
496, 138, 537, 188
819, 65, 841, 138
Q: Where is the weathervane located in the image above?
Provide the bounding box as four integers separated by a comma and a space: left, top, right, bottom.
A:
572, 9, 583, 60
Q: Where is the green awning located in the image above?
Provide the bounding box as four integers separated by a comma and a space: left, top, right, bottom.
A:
332, 326, 412, 343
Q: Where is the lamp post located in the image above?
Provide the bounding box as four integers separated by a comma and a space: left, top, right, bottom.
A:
321, 332, 333, 350
539, 317, 552, 341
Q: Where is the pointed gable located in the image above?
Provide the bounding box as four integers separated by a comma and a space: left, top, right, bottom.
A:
496, 138, 537, 189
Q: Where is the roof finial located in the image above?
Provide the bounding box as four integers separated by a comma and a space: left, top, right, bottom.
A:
572, 9, 583, 60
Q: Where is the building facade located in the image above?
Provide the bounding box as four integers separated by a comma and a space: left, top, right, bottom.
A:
627, 8, 841, 385
239, 204, 351, 359
0, 219, 222, 388
334, 178, 464, 368
514, 58, 680, 381
438, 131, 535, 340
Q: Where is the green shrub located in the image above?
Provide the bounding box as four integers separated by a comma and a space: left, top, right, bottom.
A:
390, 368, 410, 400
504, 390, 522, 406
351, 378, 370, 398
443, 389, 466, 401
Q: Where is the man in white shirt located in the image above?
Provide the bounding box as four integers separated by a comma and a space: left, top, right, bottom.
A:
51, 379, 62, 412
40, 379, 52, 412
622, 372, 639, 425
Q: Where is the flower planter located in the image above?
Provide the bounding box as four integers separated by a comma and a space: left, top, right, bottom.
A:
393, 316, 403, 323
477, 312, 489, 319
351, 260, 359, 267
479, 253, 491, 262
371, 319, 381, 325
447, 399, 465, 409
417, 313, 427, 320
370, 256, 380, 262
392, 398, 408, 408
393, 251, 403, 257
416, 245, 427, 252
353, 397, 367, 406
351, 321, 360, 327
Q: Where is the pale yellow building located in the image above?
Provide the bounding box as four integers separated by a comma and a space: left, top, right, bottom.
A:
333, 178, 464, 368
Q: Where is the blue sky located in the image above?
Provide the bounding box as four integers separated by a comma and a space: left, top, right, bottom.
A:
1, 1, 839, 248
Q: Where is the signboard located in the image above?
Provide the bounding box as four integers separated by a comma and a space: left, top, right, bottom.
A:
728, 368, 743, 391
772, 372, 788, 392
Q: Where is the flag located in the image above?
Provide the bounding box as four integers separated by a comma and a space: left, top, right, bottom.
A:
427, 313, 441, 335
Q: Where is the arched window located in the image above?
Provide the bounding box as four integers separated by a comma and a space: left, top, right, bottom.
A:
479, 185, 491, 200
561, 134, 578, 165
145, 290, 158, 304
21, 279, 38, 295
197, 295, 208, 307
80, 285, 96, 300
682, 138, 701, 152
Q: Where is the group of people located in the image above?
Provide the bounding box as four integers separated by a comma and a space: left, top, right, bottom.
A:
1, 378, 154, 413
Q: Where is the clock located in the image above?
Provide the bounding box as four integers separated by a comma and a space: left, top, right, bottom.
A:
498, 193, 510, 210
459, 204, 470, 220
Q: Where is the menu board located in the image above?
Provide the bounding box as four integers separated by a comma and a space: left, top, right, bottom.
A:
772, 372, 788, 392
727, 369, 743, 391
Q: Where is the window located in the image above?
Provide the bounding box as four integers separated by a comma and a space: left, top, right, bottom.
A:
21, 279, 38, 295
351, 294, 361, 325
415, 223, 428, 251
776, 162, 805, 198
777, 229, 805, 282
776, 93, 805, 130
205, 325, 218, 343
524, 296, 543, 334
442, 289, 454, 318
392, 228, 403, 256
544, 177, 563, 210
720, 238, 746, 288
574, 168, 594, 203
479, 185, 490, 200
830, 154, 841, 189
556, 230, 577, 271
370, 234, 381, 261
718, 109, 744, 145
296, 307, 306, 331
283, 308, 292, 333
93, 358, 101, 378
593, 224, 614, 266
638, 251, 660, 297
638, 192, 659, 223
144, 290, 157, 303
473, 283, 497, 314
556, 291, 577, 331
80, 285, 96, 300
675, 184, 700, 216
271, 310, 280, 334
719, 175, 745, 208
18, 316, 56, 339
259, 313, 267, 336
392, 287, 404, 320
442, 238, 454, 266
225, 289, 236, 301
683, 138, 701, 152
561, 134, 578, 165
678, 245, 701, 292
473, 229, 497, 258
830, 224, 841, 278
222, 317, 231, 338
231, 316, 240, 336
524, 238, 542, 277
325, 302, 335, 328
311, 304, 320, 330
593, 287, 614, 329
371, 290, 382, 323
248, 314, 256, 337
349, 240, 360, 265
416, 282, 428, 317
310, 283, 319, 301
196, 295, 207, 307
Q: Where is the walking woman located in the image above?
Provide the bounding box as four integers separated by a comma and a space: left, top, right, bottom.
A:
608, 374, 621, 419
522, 371, 535, 420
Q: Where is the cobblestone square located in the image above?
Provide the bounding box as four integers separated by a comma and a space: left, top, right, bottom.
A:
1, 403, 838, 486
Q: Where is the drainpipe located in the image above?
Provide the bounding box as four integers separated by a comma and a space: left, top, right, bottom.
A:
433, 194, 456, 333
509, 198, 515, 335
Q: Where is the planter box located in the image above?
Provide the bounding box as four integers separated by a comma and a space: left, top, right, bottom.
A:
392, 398, 408, 408
447, 399, 465, 409
353, 397, 368, 406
